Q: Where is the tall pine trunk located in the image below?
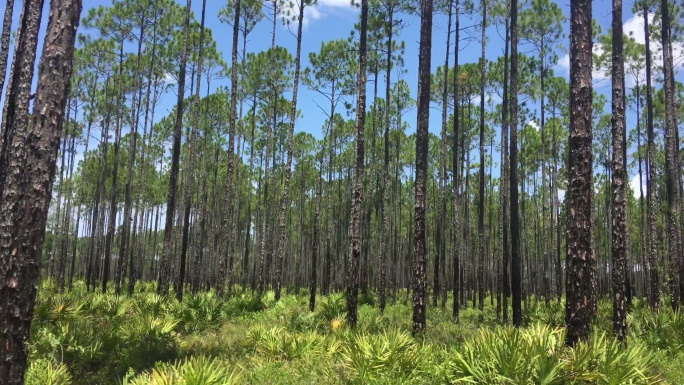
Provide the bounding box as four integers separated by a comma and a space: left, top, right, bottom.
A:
565, 0, 595, 346
452, 0, 461, 323
347, 0, 368, 329
477, 0, 487, 313
0, 1, 81, 382
380, 4, 396, 313
158, 0, 192, 296
179, 0, 208, 301
661, 0, 681, 311
500, 2, 510, 323
0, 0, 43, 197
509, 0, 522, 328
436, 0, 452, 310
0, 0, 13, 100
413, 0, 433, 335
611, 0, 627, 341
274, 0, 305, 301
643, 5, 659, 311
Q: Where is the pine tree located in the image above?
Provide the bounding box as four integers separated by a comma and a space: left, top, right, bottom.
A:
413, 0, 433, 335
565, 0, 595, 346
0, 1, 81, 382
611, 0, 628, 342
347, 0, 368, 329
159, 0, 192, 296
509, 0, 522, 328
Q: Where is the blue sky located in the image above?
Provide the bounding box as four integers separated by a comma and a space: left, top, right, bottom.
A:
4, 0, 684, 198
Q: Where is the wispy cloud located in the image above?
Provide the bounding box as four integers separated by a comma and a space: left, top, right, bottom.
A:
280, 0, 355, 30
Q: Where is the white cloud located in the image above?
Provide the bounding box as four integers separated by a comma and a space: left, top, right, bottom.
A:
163, 72, 177, 85
592, 42, 609, 84
624, 12, 650, 45
527, 119, 540, 131
319, 0, 356, 7
622, 12, 684, 86
630, 174, 647, 199
554, 53, 570, 76
280, 0, 355, 30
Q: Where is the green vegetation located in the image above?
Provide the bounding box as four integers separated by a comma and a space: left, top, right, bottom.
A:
27, 281, 683, 384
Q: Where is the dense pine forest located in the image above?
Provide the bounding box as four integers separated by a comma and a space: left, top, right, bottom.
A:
1, 0, 684, 383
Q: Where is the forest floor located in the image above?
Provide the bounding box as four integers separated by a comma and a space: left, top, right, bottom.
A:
26, 281, 684, 384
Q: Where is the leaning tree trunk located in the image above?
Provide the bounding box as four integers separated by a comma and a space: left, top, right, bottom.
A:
0, 1, 81, 383
347, 0, 368, 329
611, 0, 627, 342
0, 0, 43, 195
0, 0, 14, 105
565, 0, 595, 347
413, 0, 433, 336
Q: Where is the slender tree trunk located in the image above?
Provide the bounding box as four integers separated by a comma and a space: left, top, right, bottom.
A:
103, 39, 126, 294
500, 3, 510, 323
59, 130, 77, 291
413, 0, 433, 336
158, 0, 192, 296
436, 0, 452, 310
452, 0, 461, 323
117, 18, 147, 296
643, 6, 659, 312
52, 111, 69, 280
347, 0, 368, 329
0, 0, 13, 103
0, 0, 42, 193
0, 1, 80, 382
218, 0, 240, 298
477, 0, 487, 313
509, 0, 522, 328
178, 0, 208, 301
310, 154, 323, 311
611, 0, 627, 341
660, 0, 681, 311
274, 0, 304, 301
241, 101, 257, 293
380, 5, 395, 314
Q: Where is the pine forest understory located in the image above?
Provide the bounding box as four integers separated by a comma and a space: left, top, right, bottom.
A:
1, 0, 684, 384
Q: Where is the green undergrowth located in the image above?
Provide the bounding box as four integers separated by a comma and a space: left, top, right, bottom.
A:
26, 281, 684, 384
